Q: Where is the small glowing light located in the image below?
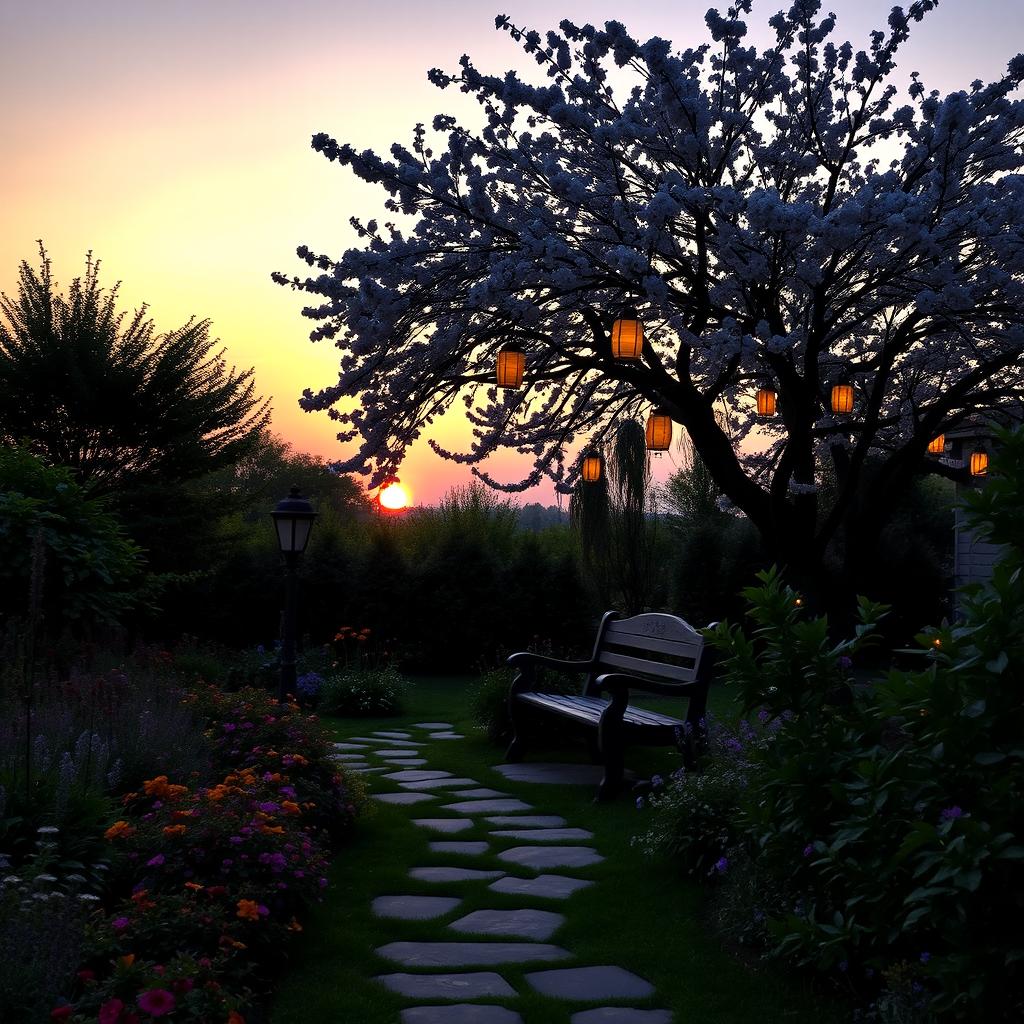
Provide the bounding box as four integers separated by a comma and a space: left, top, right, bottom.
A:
932, 637, 942, 648
927, 434, 945, 455
379, 481, 410, 511
794, 597, 804, 607
970, 449, 989, 477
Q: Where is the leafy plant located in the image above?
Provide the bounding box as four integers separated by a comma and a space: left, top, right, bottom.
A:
319, 667, 407, 717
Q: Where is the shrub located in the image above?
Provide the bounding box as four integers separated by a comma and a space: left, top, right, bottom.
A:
470, 668, 516, 745
319, 667, 407, 717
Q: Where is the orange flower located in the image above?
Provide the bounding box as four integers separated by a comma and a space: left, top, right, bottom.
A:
121, 792, 139, 805
143, 776, 171, 799
120, 954, 136, 968
236, 899, 260, 921
185, 881, 204, 891
104, 821, 135, 841
166, 783, 188, 800
163, 824, 187, 837
287, 917, 303, 933
281, 800, 301, 816
289, 753, 308, 766
261, 825, 285, 835
228, 1012, 246, 1024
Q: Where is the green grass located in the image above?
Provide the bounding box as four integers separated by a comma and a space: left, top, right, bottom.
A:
271, 676, 843, 1023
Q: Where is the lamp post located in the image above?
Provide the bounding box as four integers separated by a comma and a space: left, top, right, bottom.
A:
270, 486, 317, 704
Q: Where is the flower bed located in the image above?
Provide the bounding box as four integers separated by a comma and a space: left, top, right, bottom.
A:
52, 686, 362, 1022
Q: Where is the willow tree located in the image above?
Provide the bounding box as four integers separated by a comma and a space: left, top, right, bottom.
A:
277, 1, 1024, 596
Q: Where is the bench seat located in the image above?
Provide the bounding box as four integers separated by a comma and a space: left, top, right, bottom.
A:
517, 693, 686, 734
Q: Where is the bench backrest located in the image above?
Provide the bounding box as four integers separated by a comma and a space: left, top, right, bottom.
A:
589, 611, 707, 689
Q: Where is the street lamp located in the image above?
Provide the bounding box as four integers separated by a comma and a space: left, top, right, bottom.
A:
270, 486, 317, 703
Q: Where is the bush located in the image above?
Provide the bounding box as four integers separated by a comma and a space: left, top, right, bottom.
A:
320, 667, 407, 717
470, 668, 516, 745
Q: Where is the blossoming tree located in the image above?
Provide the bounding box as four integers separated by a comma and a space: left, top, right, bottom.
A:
276, 0, 1024, 589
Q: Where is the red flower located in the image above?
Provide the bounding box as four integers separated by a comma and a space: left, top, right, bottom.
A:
137, 989, 176, 1017
99, 997, 125, 1024
50, 1007, 73, 1021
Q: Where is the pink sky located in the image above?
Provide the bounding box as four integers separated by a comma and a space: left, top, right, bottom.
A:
0, 1, 1016, 505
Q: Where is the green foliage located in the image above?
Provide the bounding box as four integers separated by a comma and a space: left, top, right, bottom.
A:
0, 245, 269, 496
469, 668, 516, 745
654, 428, 1024, 1020
319, 667, 408, 717
0, 447, 147, 627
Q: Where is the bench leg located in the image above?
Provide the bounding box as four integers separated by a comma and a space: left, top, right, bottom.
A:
596, 688, 627, 801
505, 696, 529, 763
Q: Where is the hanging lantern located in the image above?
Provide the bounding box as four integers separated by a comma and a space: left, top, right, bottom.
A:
831, 379, 855, 415
927, 434, 945, 455
496, 343, 525, 388
970, 448, 989, 477
645, 408, 673, 452
611, 308, 643, 360
756, 385, 777, 417
581, 451, 604, 483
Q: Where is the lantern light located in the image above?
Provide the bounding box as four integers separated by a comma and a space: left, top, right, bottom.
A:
756, 385, 777, 417
831, 379, 855, 415
645, 408, 673, 452
496, 343, 525, 388
970, 448, 989, 477
611, 308, 643, 361
581, 451, 604, 483
270, 486, 318, 554
927, 434, 945, 455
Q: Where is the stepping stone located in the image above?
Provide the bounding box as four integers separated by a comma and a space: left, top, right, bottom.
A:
430, 732, 465, 739
442, 799, 533, 814
349, 736, 423, 746
413, 818, 474, 834
401, 778, 479, 791
377, 941, 572, 967
374, 731, 412, 738
374, 792, 435, 805
352, 766, 390, 774
333, 753, 367, 761
339, 762, 370, 770
498, 846, 604, 870
525, 966, 655, 1000
377, 972, 516, 1000
490, 828, 594, 842
401, 1006, 523, 1024
485, 815, 568, 828
372, 895, 463, 920
385, 758, 429, 766
413, 722, 454, 730
450, 908, 566, 941
488, 874, 595, 900
411, 867, 505, 883
429, 841, 489, 856
450, 788, 508, 799
494, 763, 633, 785
571, 1010, 672, 1024
385, 770, 452, 781
376, 748, 421, 757
332, 742, 367, 751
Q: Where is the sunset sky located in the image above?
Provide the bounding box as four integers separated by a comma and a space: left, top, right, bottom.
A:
0, 0, 1015, 505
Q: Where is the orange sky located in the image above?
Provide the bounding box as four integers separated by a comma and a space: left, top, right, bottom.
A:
0, 1, 1015, 505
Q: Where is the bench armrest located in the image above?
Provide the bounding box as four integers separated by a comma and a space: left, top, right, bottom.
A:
592, 671, 704, 698
506, 651, 596, 695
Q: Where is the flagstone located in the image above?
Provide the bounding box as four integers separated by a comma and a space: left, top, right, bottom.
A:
412, 819, 474, 834
352, 766, 390, 774
441, 799, 533, 814
410, 867, 505, 883
374, 792, 435, 805
449, 908, 566, 941
487, 874, 595, 900
374, 731, 413, 738
372, 895, 463, 920
401, 778, 479, 791
524, 966, 654, 1000
490, 828, 594, 842
401, 1005, 524, 1024
413, 722, 454, 730
494, 763, 633, 785
384, 758, 429, 766
571, 1010, 672, 1024
376, 748, 421, 757
429, 841, 490, 856
450, 788, 508, 799
333, 753, 366, 762
377, 941, 572, 967
497, 846, 603, 870
332, 742, 367, 751
376, 972, 516, 1000
348, 736, 423, 746
429, 732, 465, 739
384, 770, 452, 781
484, 815, 568, 828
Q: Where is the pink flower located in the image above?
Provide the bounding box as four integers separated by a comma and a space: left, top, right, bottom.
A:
99, 997, 125, 1024
137, 988, 175, 1017
147, 854, 165, 867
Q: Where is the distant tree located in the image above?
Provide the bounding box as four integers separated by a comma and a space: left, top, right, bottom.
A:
279, 2, 1024, 603
0, 245, 269, 495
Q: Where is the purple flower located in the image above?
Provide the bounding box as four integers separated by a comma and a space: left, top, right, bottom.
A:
839, 960, 849, 973
757, 709, 770, 723
941, 806, 964, 821
146, 854, 165, 867
258, 801, 280, 814
837, 655, 853, 670
229, 835, 243, 845
112, 916, 130, 931
223, 723, 237, 733
920, 952, 931, 963
714, 857, 729, 874
635, 796, 645, 810
803, 843, 814, 858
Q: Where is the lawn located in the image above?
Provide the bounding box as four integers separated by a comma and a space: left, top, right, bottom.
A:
271, 675, 844, 1023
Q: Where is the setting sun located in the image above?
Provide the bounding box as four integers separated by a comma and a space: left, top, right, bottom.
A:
378, 480, 410, 511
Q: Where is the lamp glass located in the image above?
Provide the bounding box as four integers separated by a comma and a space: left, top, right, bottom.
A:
831, 383, 854, 415
756, 387, 777, 417
927, 434, 945, 455
970, 450, 989, 477
582, 454, 603, 482
496, 345, 525, 388
611, 311, 643, 360
645, 410, 672, 451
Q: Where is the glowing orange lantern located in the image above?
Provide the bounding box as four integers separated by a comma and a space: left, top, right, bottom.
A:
970, 448, 989, 477
581, 451, 604, 483
756, 386, 777, 417
927, 434, 945, 455
611, 308, 643, 360
496, 344, 525, 388
831, 380, 855, 415
645, 408, 673, 452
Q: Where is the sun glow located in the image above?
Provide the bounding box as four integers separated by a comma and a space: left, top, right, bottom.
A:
378, 480, 410, 511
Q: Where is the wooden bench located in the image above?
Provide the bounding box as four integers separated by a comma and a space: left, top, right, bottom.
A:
505, 611, 714, 800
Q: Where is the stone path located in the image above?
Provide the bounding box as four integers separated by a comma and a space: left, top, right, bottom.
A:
341, 724, 672, 1023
